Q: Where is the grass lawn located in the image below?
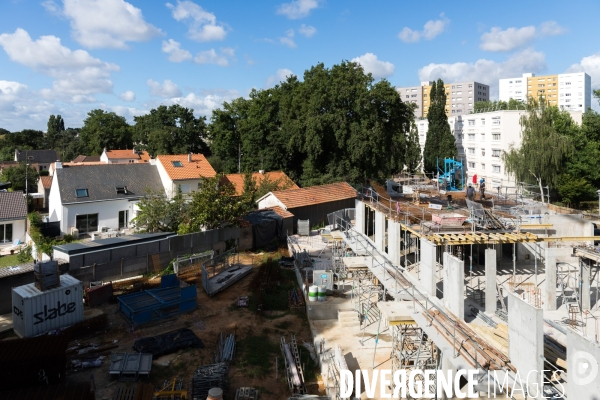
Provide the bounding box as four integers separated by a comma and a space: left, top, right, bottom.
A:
0, 253, 31, 268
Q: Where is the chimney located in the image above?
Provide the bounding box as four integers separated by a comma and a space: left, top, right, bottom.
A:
259, 170, 264, 174
188, 153, 192, 162
55, 161, 63, 169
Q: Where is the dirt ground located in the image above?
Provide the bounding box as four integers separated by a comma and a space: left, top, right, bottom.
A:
66, 248, 320, 400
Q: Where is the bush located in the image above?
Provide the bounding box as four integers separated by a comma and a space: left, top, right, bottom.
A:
17, 245, 32, 263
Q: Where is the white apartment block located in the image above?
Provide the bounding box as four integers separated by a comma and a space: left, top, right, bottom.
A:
416, 110, 583, 189
499, 72, 591, 112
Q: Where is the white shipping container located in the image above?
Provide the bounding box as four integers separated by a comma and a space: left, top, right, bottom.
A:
12, 274, 84, 338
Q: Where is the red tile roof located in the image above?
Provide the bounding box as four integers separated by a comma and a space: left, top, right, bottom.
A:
40, 175, 53, 189
270, 206, 294, 218
106, 150, 150, 162
157, 154, 217, 181
72, 155, 101, 163
225, 171, 299, 196
268, 182, 357, 209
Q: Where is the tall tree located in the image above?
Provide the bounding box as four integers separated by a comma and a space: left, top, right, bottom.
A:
422, 79, 457, 174
79, 109, 132, 155
132, 189, 189, 233
46, 115, 65, 149
133, 105, 208, 157
0, 163, 39, 193
405, 121, 421, 173
502, 99, 571, 204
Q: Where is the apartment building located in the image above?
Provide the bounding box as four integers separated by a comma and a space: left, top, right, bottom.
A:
398, 81, 490, 118
499, 72, 591, 112
416, 109, 583, 189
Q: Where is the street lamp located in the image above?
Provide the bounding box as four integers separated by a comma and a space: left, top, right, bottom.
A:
25, 153, 33, 198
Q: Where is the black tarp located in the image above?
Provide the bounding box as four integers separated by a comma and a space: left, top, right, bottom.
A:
243, 209, 284, 248
133, 328, 204, 357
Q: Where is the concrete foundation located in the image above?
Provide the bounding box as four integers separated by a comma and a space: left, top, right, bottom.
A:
443, 252, 464, 319
387, 220, 401, 266
374, 210, 386, 253
420, 239, 437, 297
566, 328, 600, 398
355, 199, 365, 235
544, 247, 557, 311
485, 249, 497, 314
507, 292, 543, 399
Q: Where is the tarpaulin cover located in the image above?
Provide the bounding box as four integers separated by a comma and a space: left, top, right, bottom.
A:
133, 328, 204, 357
243, 209, 284, 248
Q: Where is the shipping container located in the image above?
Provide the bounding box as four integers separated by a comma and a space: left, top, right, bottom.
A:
12, 274, 84, 338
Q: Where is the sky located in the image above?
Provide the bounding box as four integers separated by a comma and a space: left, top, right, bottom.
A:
1, 0, 600, 132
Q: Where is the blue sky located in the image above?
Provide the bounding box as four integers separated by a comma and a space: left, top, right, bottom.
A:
1, 0, 600, 132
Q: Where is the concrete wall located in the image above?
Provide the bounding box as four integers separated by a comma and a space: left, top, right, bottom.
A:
354, 199, 365, 234
420, 239, 437, 297
387, 220, 400, 266
0, 218, 26, 247
443, 252, 465, 319
566, 328, 600, 398
485, 249, 497, 314
56, 199, 139, 235
374, 210, 386, 253
545, 214, 594, 238
508, 292, 543, 398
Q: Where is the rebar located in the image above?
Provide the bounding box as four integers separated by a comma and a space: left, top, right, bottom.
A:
214, 332, 235, 363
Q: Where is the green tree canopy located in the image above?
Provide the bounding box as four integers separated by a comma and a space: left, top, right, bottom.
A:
405, 121, 421, 173
422, 79, 457, 174
0, 163, 39, 193
132, 189, 189, 233
46, 115, 65, 150
79, 109, 132, 155
473, 99, 526, 113
133, 105, 208, 157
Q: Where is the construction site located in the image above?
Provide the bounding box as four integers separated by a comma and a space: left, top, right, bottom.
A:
285, 176, 600, 399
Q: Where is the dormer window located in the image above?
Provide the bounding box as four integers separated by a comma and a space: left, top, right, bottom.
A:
172, 161, 183, 167
116, 186, 128, 194
75, 189, 88, 198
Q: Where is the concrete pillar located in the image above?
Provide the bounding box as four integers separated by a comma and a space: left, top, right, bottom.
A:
420, 239, 437, 297
387, 220, 401, 266
354, 199, 365, 234
374, 210, 386, 253
508, 292, 543, 399
544, 247, 557, 311
485, 249, 497, 314
580, 259, 591, 311
566, 328, 600, 397
443, 252, 465, 320
439, 351, 456, 400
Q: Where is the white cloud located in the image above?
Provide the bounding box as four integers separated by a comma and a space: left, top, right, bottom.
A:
351, 53, 395, 79
60, 0, 163, 49
399, 13, 449, 43
0, 28, 119, 102
149, 89, 241, 117
276, 0, 319, 19
279, 29, 296, 48
42, 0, 60, 14
119, 90, 136, 102
167, 0, 227, 42
265, 68, 294, 88
162, 39, 192, 62
299, 24, 317, 38
480, 21, 566, 52
567, 51, 600, 90
0, 80, 60, 131
0, 80, 29, 111
418, 49, 547, 99
147, 79, 182, 97
194, 48, 235, 66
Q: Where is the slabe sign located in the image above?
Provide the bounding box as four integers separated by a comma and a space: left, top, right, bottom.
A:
33, 301, 77, 325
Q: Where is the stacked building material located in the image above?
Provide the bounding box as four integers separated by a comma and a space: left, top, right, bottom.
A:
191, 363, 229, 400
108, 353, 152, 381
214, 332, 235, 363
235, 387, 258, 400
133, 328, 204, 357
34, 260, 60, 291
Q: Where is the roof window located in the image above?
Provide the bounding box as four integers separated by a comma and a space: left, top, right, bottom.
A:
75, 189, 88, 198
172, 161, 183, 167
116, 186, 128, 194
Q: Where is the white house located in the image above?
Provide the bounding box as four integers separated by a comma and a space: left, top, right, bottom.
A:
100, 148, 151, 164
48, 163, 165, 237
155, 154, 217, 199
0, 191, 27, 250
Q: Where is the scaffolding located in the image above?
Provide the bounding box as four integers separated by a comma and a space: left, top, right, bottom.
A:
281, 335, 307, 395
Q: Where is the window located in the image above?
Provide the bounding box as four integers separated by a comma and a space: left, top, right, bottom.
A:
492, 134, 501, 141
516, 80, 521, 83
178, 183, 191, 194
468, 120, 475, 126
481, 133, 485, 141
468, 84, 473, 88
0, 223, 13, 244
172, 161, 183, 167
492, 117, 501, 125
481, 148, 485, 156
566, 82, 572, 85
116, 186, 128, 194
457, 85, 462, 88
492, 149, 501, 157
411, 94, 417, 98
468, 134, 475, 140
76, 213, 98, 233
75, 189, 88, 198
468, 162, 475, 168
480, 119, 485, 126
481, 164, 485, 171
468, 148, 475, 155
492, 165, 501, 173
119, 210, 129, 229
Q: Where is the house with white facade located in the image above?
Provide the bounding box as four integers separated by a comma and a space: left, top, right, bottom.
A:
0, 191, 27, 251
416, 109, 583, 189
100, 148, 151, 164
48, 164, 164, 237
14, 149, 59, 173
155, 154, 217, 199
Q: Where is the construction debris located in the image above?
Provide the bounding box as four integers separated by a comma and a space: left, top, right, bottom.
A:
237, 296, 249, 307
235, 387, 259, 400
154, 378, 187, 400
280, 335, 307, 395
191, 362, 229, 400
108, 353, 152, 381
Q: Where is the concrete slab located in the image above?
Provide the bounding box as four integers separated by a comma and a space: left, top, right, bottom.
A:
566, 328, 600, 398
307, 296, 353, 320
508, 292, 543, 399
443, 252, 465, 320
387, 220, 401, 266
420, 239, 437, 297
342, 256, 370, 269
377, 301, 414, 324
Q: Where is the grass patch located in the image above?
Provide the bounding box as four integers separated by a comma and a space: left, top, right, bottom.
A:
0, 253, 32, 268
299, 347, 320, 382
237, 334, 280, 378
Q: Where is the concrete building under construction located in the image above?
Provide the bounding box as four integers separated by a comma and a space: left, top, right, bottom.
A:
286, 180, 600, 399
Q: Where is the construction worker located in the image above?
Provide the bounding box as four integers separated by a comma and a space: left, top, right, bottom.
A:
479, 178, 486, 200
466, 184, 475, 201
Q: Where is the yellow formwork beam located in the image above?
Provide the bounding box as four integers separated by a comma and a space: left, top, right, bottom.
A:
521, 224, 553, 228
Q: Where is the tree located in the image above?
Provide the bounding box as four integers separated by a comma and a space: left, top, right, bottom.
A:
46, 115, 65, 149
594, 89, 600, 105
178, 175, 246, 232
133, 105, 208, 157
422, 79, 457, 174
502, 99, 571, 204
0, 163, 39, 193
132, 189, 189, 233
473, 99, 525, 113
556, 174, 595, 207
79, 109, 132, 155
405, 121, 421, 173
